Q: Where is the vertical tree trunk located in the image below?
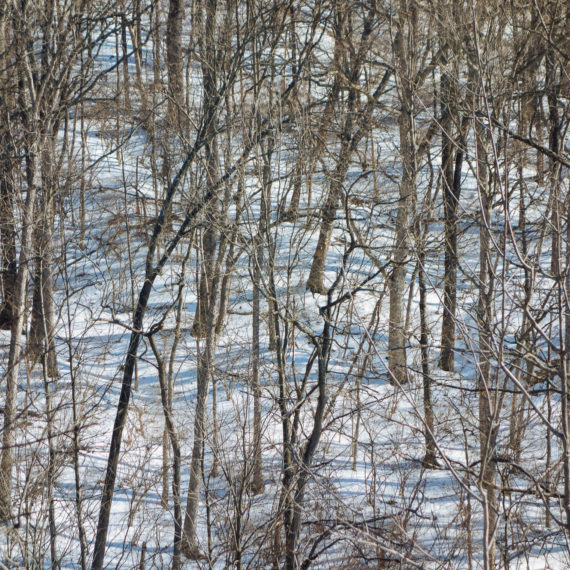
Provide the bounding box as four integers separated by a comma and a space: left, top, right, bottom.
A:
419, 234, 437, 467
30, 150, 58, 378
0, 138, 39, 520
306, 7, 374, 294
191, 0, 220, 338
149, 335, 183, 570
0, 17, 17, 330
475, 111, 498, 570
251, 261, 265, 492
42, 343, 58, 568
0, 154, 18, 330
439, 51, 461, 372
166, 0, 185, 127
388, 0, 417, 385
546, 48, 562, 276
284, 284, 335, 570
251, 134, 273, 495
182, 245, 226, 558
560, 1, 570, 529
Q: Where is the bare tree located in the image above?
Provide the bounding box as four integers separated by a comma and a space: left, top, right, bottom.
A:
388, 0, 418, 385
306, 4, 378, 295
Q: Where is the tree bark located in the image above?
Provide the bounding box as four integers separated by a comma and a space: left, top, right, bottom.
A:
306, 7, 375, 294
166, 0, 185, 128
0, 153, 18, 330
474, 94, 498, 570
182, 242, 226, 558
191, 0, 220, 338
149, 335, 183, 570
30, 140, 58, 377
0, 18, 17, 330
250, 134, 273, 495
438, 53, 462, 372
0, 138, 39, 520
388, 0, 417, 385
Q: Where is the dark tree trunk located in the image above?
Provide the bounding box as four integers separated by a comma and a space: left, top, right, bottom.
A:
439, 62, 460, 372
191, 0, 220, 338
0, 163, 17, 330
0, 137, 39, 520
166, 0, 185, 127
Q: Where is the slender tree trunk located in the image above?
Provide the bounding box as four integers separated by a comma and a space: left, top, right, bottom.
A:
149, 335, 183, 570
563, 193, 570, 534
475, 111, 497, 570
166, 0, 185, 127
30, 165, 58, 377
42, 333, 58, 568
0, 17, 17, 330
388, 0, 417, 385
251, 134, 273, 495
306, 7, 374, 294
251, 273, 264, 491
306, 139, 353, 294
0, 158, 18, 330
439, 57, 461, 372
182, 244, 226, 558
285, 283, 335, 570
61, 231, 89, 570
546, 49, 562, 276
0, 137, 39, 520
419, 237, 437, 467
192, 0, 220, 338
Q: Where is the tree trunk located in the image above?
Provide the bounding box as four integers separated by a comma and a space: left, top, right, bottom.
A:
475, 107, 497, 570
166, 0, 185, 127
306, 7, 374, 294
388, 0, 417, 385
560, 0, 570, 523
546, 49, 562, 276
149, 335, 183, 570
439, 56, 460, 372
0, 18, 17, 330
0, 156, 17, 330
30, 176, 58, 377
285, 286, 335, 570
191, 0, 220, 338
250, 135, 273, 495
0, 138, 39, 520
182, 245, 226, 558
419, 236, 437, 467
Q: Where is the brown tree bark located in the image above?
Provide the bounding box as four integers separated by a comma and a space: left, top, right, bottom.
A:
0, 144, 18, 331
191, 0, 220, 338
250, 134, 274, 496
0, 136, 39, 520
306, 6, 376, 294
438, 39, 466, 372
471, 16, 498, 561
166, 0, 185, 127
181, 241, 227, 558
388, 0, 417, 385
0, 15, 17, 330
29, 136, 59, 377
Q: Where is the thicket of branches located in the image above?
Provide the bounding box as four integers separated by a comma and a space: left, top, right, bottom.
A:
0, 0, 569, 568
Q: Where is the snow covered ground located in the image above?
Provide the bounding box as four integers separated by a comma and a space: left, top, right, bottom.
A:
1, 5, 569, 569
